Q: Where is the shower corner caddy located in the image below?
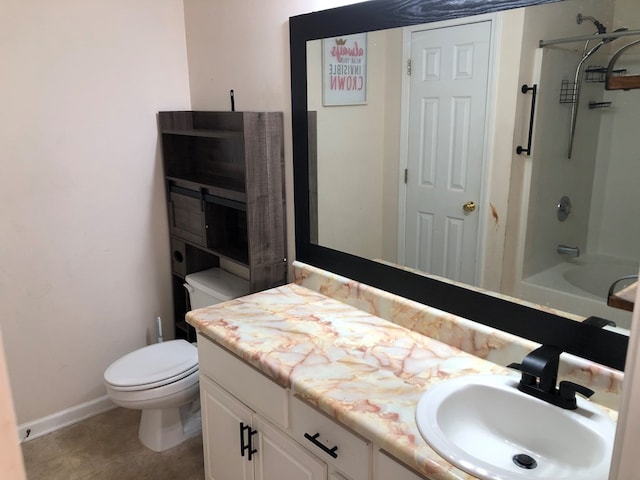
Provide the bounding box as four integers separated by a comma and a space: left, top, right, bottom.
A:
584, 66, 627, 83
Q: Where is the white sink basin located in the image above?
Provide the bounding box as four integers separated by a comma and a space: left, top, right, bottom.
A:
415, 375, 615, 480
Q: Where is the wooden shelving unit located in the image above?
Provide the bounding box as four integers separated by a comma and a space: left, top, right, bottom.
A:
159, 111, 287, 340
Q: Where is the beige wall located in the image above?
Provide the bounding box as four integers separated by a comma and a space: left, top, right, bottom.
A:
3, 1, 639, 477
307, 30, 399, 260
0, 332, 25, 479
183, 0, 370, 267
0, 0, 368, 429
0, 0, 191, 424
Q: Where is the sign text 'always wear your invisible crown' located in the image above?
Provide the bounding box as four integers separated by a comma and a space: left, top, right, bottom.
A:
322, 33, 367, 106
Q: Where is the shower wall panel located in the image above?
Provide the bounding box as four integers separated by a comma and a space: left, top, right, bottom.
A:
589, 50, 640, 260
522, 48, 606, 278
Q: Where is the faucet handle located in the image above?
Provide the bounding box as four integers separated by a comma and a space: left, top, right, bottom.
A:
559, 381, 594, 399
559, 381, 595, 409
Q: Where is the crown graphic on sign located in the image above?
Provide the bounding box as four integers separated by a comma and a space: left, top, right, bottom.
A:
335, 38, 347, 45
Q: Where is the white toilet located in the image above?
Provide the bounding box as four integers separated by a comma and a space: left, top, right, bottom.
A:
103, 267, 249, 452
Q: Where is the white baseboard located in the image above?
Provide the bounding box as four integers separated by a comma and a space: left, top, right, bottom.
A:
18, 395, 116, 443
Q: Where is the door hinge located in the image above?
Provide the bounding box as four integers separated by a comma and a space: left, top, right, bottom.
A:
404, 168, 408, 184
407, 59, 412, 76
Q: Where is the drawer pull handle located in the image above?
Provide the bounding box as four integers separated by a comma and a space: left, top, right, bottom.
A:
240, 422, 258, 461
304, 432, 338, 459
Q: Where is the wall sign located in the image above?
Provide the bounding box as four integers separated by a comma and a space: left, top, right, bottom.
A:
322, 33, 367, 106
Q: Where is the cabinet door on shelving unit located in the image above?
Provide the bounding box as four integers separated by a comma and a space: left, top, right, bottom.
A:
200, 375, 253, 480
168, 191, 205, 246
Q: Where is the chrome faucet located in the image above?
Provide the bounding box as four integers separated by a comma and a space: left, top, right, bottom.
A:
557, 244, 580, 257
508, 345, 594, 410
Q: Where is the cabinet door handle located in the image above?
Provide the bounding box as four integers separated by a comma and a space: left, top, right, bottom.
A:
199, 187, 206, 212
168, 200, 176, 228
240, 422, 258, 461
304, 432, 338, 458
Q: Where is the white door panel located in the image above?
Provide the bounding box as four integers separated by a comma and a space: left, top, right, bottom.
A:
404, 21, 491, 285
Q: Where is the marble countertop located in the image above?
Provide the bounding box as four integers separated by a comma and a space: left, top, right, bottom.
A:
187, 283, 531, 479
292, 261, 623, 411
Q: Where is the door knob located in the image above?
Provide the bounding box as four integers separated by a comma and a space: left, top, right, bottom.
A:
463, 201, 476, 213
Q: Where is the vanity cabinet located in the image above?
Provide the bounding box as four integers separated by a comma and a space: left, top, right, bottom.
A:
200, 376, 326, 480
198, 333, 374, 480
158, 111, 287, 340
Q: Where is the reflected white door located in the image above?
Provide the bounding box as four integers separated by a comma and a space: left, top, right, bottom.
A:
404, 21, 491, 285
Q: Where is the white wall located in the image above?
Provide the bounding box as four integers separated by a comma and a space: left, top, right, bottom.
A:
0, 0, 191, 424
478, 9, 526, 291
610, 273, 640, 479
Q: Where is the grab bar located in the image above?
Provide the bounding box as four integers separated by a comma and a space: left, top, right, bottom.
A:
516, 84, 538, 156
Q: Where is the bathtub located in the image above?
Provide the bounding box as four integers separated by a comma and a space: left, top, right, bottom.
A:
518, 254, 638, 331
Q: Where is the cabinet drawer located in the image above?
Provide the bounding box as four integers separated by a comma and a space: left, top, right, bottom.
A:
290, 395, 371, 480
197, 333, 289, 428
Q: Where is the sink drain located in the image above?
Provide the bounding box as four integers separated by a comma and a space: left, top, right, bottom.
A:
513, 453, 537, 470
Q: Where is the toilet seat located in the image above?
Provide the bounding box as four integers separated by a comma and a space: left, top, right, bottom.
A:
104, 339, 198, 392
106, 369, 199, 407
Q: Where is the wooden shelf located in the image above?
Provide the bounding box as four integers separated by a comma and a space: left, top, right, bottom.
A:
608, 281, 637, 312
167, 178, 247, 205
606, 75, 640, 90
162, 128, 243, 139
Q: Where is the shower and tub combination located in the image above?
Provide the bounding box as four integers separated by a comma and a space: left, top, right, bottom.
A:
517, 10, 640, 331
520, 254, 638, 330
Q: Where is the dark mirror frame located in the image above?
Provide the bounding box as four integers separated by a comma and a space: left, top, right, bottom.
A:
289, 0, 628, 371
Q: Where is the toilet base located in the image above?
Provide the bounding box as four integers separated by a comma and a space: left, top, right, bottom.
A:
138, 400, 202, 452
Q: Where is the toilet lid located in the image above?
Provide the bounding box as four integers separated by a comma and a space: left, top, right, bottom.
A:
104, 339, 198, 390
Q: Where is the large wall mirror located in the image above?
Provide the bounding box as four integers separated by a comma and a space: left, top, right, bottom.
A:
290, 0, 638, 370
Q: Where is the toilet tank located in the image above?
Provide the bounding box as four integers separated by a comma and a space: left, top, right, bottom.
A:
184, 268, 250, 310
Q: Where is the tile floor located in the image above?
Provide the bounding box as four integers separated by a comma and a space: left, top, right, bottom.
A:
21, 407, 205, 480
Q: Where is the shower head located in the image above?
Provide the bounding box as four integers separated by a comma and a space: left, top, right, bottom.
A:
577, 13, 607, 34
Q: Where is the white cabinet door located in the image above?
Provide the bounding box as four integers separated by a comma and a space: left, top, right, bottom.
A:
202, 373, 327, 480
253, 415, 327, 480
201, 375, 254, 480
